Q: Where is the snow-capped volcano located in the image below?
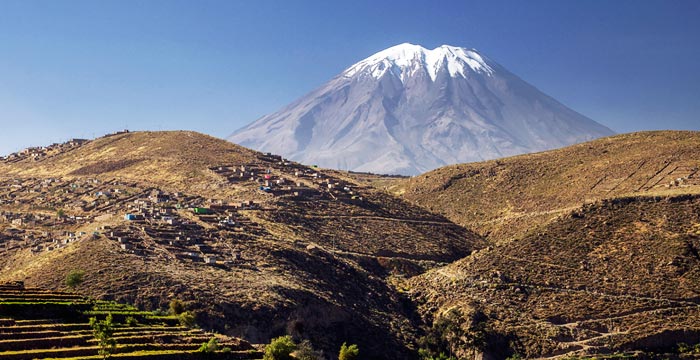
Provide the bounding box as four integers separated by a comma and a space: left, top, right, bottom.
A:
343, 43, 494, 81
228, 43, 614, 175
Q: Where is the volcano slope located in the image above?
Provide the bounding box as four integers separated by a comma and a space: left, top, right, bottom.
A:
409, 194, 700, 359
0, 131, 484, 359
391, 131, 700, 244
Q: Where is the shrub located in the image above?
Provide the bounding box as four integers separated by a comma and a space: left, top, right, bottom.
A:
124, 316, 138, 327
295, 340, 322, 360
418, 307, 489, 359
339, 342, 359, 360
263, 335, 296, 360
198, 337, 220, 353
678, 343, 693, 354
169, 299, 185, 315
418, 349, 457, 360
178, 311, 196, 328
65, 270, 85, 289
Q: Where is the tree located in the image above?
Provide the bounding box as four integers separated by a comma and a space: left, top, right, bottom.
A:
294, 340, 322, 360
90, 313, 116, 360
418, 307, 497, 360
65, 270, 85, 289
263, 335, 296, 360
339, 342, 359, 360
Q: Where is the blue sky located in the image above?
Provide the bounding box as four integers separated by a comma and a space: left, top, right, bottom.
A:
0, 0, 698, 155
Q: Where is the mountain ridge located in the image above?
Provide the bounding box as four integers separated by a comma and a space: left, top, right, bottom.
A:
389, 130, 700, 243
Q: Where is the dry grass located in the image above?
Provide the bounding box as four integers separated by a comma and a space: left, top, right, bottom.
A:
391, 131, 700, 243
409, 194, 700, 358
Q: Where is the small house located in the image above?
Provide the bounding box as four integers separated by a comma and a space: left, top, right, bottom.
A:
204, 256, 219, 264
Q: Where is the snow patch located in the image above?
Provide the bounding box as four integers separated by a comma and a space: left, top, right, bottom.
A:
343, 43, 494, 82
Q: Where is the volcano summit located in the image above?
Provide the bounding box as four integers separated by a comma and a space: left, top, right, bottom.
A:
229, 43, 614, 175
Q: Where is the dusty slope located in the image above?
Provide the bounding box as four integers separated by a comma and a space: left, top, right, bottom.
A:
0, 131, 484, 359
409, 194, 700, 359
392, 131, 700, 243
0, 131, 259, 198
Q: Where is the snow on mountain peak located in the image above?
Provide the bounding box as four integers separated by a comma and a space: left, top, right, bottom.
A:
343, 43, 494, 82
228, 43, 615, 175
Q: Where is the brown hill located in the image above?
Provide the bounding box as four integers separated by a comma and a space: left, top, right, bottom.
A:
0, 131, 259, 197
408, 194, 700, 359
0, 131, 484, 359
391, 131, 700, 243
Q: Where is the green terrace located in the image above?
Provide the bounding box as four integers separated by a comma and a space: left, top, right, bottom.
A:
0, 283, 261, 360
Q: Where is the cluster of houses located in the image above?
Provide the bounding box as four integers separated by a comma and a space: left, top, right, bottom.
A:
209, 152, 364, 203
0, 170, 272, 268
0, 226, 94, 255
0, 138, 88, 163
0, 148, 378, 268
110, 187, 268, 266
0, 177, 143, 223
108, 210, 256, 267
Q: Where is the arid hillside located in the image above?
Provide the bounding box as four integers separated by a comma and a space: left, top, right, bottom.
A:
409, 194, 700, 359
390, 131, 700, 243
0, 131, 484, 359
0, 131, 259, 198
4, 130, 700, 359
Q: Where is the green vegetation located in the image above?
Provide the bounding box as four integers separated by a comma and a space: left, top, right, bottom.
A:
178, 311, 196, 328
418, 308, 492, 360
169, 299, 186, 315
295, 339, 322, 360
263, 335, 296, 360
259, 336, 329, 360
89, 313, 116, 360
0, 284, 257, 359
678, 342, 700, 354
338, 342, 359, 360
418, 352, 456, 360
198, 337, 220, 353
124, 315, 138, 327
197, 336, 233, 358
65, 269, 85, 289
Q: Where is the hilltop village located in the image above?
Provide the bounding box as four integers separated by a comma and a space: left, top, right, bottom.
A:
0, 137, 372, 272
0, 131, 484, 359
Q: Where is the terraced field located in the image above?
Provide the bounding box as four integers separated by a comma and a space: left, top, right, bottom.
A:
0, 283, 259, 360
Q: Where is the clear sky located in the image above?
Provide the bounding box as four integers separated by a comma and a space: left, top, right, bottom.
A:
0, 0, 698, 155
